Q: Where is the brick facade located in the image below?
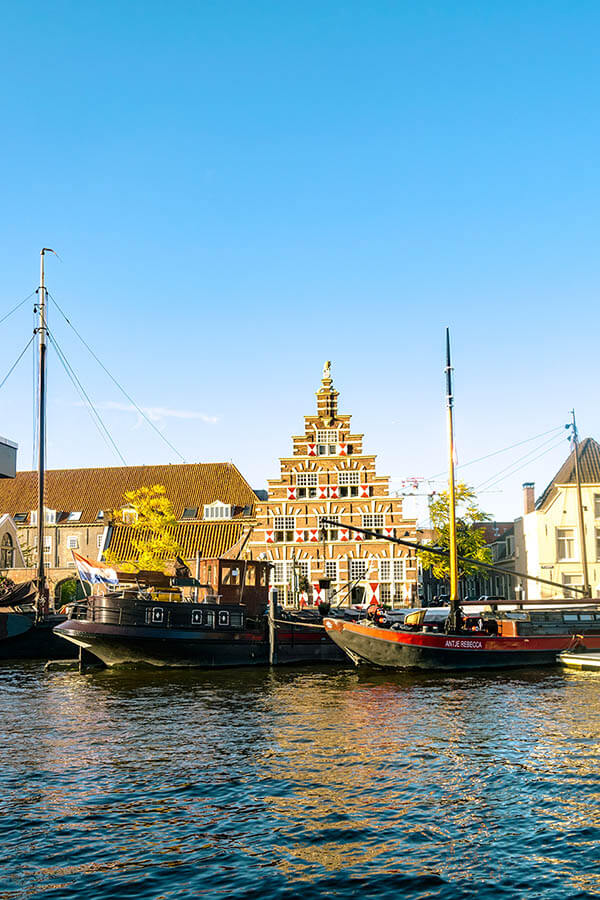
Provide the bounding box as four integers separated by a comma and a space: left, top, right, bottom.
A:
250, 363, 419, 607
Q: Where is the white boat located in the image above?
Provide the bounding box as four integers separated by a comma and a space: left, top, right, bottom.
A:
558, 650, 600, 670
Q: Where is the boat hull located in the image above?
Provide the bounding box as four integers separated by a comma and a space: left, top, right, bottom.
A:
558, 651, 600, 671
0, 613, 77, 661
323, 618, 600, 670
54, 618, 345, 668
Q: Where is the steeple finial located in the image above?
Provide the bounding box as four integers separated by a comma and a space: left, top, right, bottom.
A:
317, 361, 338, 424
322, 360, 331, 381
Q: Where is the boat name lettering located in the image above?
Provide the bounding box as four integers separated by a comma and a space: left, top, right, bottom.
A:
444, 639, 483, 650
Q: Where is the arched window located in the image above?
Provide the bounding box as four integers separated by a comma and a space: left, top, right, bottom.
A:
0, 533, 14, 568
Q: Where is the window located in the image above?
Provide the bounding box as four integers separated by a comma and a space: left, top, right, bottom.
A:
273, 561, 289, 585
380, 583, 391, 602
273, 516, 295, 542
66, 535, 79, 550
296, 472, 318, 498
13, 513, 26, 524
556, 528, 576, 561
122, 507, 137, 525
596, 527, 600, 562
43, 536, 51, 555
182, 507, 198, 519
97, 534, 104, 550
30, 509, 57, 526
562, 573, 583, 598
296, 560, 310, 580
203, 502, 232, 520
67, 511, 82, 522
393, 559, 405, 581
595, 494, 600, 518
317, 430, 338, 443
362, 514, 384, 534
349, 559, 367, 580
0, 533, 14, 568
96, 510, 105, 520
338, 470, 360, 497
297, 472, 318, 486
319, 516, 339, 541
325, 560, 338, 582
379, 559, 391, 581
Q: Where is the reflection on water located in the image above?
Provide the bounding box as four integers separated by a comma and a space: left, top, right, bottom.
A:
1, 663, 600, 899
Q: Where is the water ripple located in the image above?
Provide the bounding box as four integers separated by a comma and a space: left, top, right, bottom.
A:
0, 663, 599, 899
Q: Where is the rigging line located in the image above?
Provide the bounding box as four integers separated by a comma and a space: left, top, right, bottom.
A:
474, 431, 566, 492
47, 331, 128, 465
476, 436, 568, 493
0, 290, 37, 327
0, 333, 36, 393
426, 424, 566, 480
48, 293, 187, 464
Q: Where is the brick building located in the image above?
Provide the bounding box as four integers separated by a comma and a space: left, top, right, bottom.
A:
0, 462, 257, 597
250, 363, 419, 606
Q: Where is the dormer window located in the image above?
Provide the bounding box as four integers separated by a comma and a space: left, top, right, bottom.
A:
96, 510, 105, 520
182, 507, 198, 519
14, 513, 26, 524
203, 501, 233, 520
121, 507, 138, 525
30, 509, 57, 526
67, 511, 82, 522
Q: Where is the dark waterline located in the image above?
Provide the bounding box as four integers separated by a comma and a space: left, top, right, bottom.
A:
1, 662, 600, 900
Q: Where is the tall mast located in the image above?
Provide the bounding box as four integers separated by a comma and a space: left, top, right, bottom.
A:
570, 409, 590, 597
36, 248, 53, 616
445, 328, 460, 627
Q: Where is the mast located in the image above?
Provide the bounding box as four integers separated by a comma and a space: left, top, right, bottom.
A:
570, 409, 590, 597
445, 328, 460, 629
35, 248, 53, 618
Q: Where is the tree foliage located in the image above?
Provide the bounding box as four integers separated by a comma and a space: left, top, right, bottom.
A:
418, 483, 492, 581
105, 484, 182, 573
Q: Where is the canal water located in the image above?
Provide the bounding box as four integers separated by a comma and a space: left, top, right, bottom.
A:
2, 662, 600, 900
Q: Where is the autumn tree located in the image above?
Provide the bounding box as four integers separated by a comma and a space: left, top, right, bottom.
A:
105, 484, 183, 573
418, 482, 492, 582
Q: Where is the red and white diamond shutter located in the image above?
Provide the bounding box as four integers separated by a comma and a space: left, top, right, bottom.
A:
384, 526, 394, 538
340, 528, 349, 541
312, 582, 324, 603
309, 529, 319, 542
266, 530, 274, 543
307, 443, 317, 457
329, 484, 339, 498
318, 485, 328, 499
369, 582, 379, 602
287, 486, 296, 500
294, 529, 304, 543
337, 443, 347, 456
360, 484, 370, 498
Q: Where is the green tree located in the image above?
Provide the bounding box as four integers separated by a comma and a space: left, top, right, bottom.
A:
418, 483, 492, 582
105, 484, 183, 573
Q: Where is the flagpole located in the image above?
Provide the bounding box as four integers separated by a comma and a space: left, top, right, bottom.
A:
72, 551, 90, 600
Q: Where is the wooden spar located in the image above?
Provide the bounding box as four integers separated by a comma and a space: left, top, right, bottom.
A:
35, 249, 53, 620
445, 328, 460, 626
319, 519, 588, 596
571, 410, 591, 597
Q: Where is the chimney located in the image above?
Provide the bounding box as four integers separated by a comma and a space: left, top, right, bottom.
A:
523, 482, 535, 515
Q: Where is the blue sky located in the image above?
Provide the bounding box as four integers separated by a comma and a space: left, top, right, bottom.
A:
1, 0, 598, 521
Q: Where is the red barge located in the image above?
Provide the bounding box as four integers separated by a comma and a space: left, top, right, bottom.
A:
324, 605, 600, 669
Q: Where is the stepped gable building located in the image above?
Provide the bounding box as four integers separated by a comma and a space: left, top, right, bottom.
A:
0, 462, 257, 595
250, 363, 419, 606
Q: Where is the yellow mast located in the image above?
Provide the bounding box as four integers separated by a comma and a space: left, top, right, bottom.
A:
445, 328, 460, 627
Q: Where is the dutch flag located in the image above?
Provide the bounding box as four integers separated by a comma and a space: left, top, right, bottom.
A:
72, 551, 119, 586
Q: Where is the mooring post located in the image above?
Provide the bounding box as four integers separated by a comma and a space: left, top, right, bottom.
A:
268, 588, 277, 665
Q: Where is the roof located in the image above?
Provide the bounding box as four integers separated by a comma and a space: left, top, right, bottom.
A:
106, 521, 250, 563
0, 462, 258, 524
536, 438, 600, 510
474, 522, 514, 543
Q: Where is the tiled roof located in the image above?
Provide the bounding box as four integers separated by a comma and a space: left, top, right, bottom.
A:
537, 438, 600, 509
0, 462, 257, 524
107, 521, 250, 563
